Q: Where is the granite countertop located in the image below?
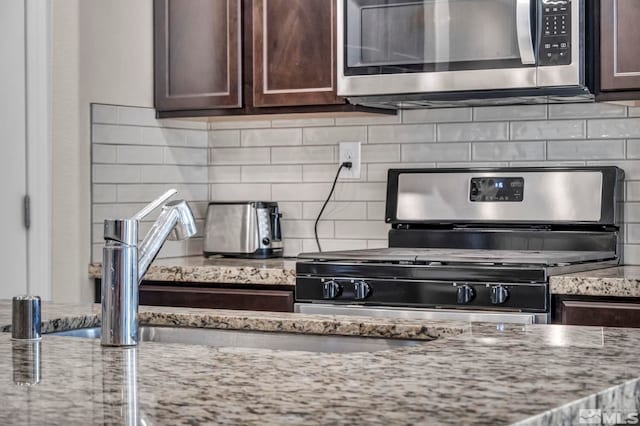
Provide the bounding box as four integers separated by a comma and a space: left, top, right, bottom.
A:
551, 266, 640, 297
89, 255, 296, 286
2, 301, 640, 425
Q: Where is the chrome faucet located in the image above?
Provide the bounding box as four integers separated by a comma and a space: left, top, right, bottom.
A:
101, 189, 197, 346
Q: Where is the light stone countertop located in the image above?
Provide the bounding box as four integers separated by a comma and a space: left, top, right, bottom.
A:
550, 266, 640, 297
89, 255, 296, 286
2, 301, 640, 424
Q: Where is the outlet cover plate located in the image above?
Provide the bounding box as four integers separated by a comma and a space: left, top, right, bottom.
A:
339, 141, 361, 179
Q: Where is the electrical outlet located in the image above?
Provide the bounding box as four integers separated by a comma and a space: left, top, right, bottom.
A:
339, 141, 361, 179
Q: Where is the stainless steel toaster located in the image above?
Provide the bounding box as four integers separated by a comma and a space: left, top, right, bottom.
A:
204, 201, 283, 258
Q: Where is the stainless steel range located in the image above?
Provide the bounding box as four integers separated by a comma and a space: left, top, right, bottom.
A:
295, 167, 624, 324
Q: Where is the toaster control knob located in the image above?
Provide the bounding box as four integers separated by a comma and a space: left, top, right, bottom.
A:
490, 286, 509, 305
322, 280, 341, 300
262, 237, 271, 246
456, 285, 475, 304
354, 281, 371, 300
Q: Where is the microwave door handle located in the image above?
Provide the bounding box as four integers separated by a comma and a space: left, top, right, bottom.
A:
516, 0, 536, 65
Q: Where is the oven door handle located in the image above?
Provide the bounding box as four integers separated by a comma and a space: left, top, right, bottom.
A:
516, 0, 536, 65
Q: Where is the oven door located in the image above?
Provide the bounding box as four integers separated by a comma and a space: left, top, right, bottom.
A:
339, 0, 550, 96
295, 303, 550, 324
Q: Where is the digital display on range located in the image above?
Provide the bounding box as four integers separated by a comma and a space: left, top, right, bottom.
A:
470, 177, 524, 202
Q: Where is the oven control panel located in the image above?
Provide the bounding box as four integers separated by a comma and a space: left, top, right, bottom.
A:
539, 0, 572, 66
296, 276, 548, 312
469, 177, 524, 202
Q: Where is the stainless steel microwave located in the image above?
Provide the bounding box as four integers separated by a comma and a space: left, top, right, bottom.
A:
337, 0, 590, 107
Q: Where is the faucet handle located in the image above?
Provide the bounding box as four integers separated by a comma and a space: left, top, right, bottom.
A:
132, 189, 177, 221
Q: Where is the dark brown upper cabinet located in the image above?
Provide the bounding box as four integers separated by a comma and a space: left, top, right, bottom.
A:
600, 0, 640, 93
154, 0, 242, 111
153, 0, 371, 118
251, 0, 342, 107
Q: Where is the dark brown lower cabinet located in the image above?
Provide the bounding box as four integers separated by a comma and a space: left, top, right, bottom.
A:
94, 280, 294, 313
553, 295, 640, 328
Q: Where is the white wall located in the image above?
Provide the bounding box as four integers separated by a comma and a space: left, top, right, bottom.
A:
52, 0, 155, 302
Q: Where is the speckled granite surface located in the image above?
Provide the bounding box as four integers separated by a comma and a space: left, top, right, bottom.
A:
89, 255, 296, 286
1, 302, 640, 424
551, 266, 640, 297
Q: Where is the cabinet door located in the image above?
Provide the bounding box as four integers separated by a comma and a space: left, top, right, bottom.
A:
561, 300, 640, 327
251, 0, 343, 107
154, 0, 242, 111
601, 0, 640, 91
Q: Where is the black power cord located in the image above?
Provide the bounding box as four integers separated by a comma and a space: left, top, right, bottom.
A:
315, 161, 352, 252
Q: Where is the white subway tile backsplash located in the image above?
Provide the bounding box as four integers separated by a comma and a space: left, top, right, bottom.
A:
272, 183, 332, 201
164, 147, 207, 165
117, 184, 208, 203
303, 126, 366, 145
210, 183, 271, 201
402, 143, 470, 162
547, 140, 625, 160
369, 124, 435, 144
142, 127, 208, 148
241, 165, 302, 183
93, 165, 141, 184
588, 118, 640, 139
117, 146, 164, 164
367, 202, 386, 220
281, 220, 333, 238
278, 202, 303, 220
283, 239, 303, 257
474, 105, 547, 121
92, 104, 640, 260
92, 184, 117, 203
438, 122, 508, 142
271, 146, 334, 164
367, 162, 436, 181
92, 104, 118, 124
302, 202, 367, 220
334, 220, 390, 239
511, 120, 585, 140
208, 166, 241, 183
334, 113, 400, 126
362, 144, 401, 163
549, 103, 627, 119
140, 165, 208, 184
627, 140, 640, 159
472, 141, 545, 161
241, 128, 302, 147
210, 147, 270, 165
334, 182, 387, 201
209, 130, 241, 147
93, 124, 142, 145
403, 108, 471, 124
302, 164, 367, 182
92, 144, 117, 164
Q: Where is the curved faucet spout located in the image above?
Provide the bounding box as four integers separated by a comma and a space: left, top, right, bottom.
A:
137, 200, 196, 282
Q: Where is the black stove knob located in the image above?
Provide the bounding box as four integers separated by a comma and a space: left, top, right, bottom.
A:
322, 280, 341, 299
456, 285, 475, 304
354, 281, 371, 300
490, 286, 509, 305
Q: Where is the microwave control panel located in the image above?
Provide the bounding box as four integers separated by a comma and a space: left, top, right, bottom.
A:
539, 0, 571, 66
